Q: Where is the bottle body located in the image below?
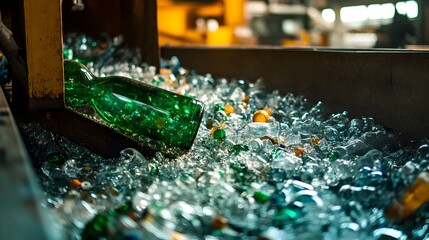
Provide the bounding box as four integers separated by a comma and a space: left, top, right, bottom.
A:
64, 60, 204, 157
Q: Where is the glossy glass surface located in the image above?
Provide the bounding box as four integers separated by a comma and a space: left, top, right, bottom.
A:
64, 60, 204, 156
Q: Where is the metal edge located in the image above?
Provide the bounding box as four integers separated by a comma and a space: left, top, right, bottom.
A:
0, 88, 64, 240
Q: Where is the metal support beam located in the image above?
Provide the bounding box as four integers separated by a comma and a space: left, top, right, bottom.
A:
23, 0, 64, 110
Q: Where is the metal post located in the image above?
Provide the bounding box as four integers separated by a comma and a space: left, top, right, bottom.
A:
23, 0, 64, 110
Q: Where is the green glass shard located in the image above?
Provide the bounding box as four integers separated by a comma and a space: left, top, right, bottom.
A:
213, 129, 226, 140
253, 191, 270, 203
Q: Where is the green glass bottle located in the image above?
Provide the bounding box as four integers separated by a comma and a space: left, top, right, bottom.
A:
64, 60, 204, 157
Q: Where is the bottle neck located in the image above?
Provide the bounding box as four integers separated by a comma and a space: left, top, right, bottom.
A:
64, 60, 97, 107
64, 60, 96, 87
